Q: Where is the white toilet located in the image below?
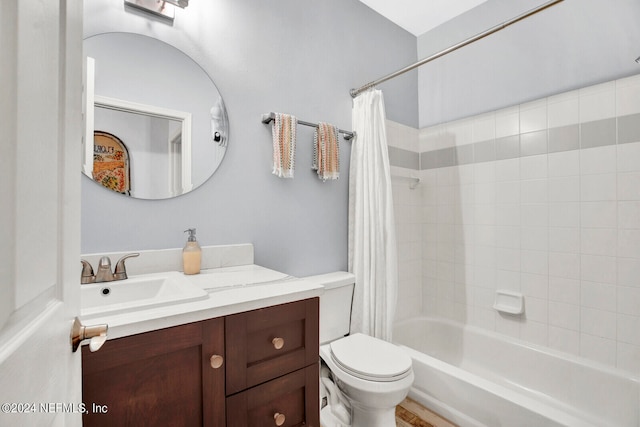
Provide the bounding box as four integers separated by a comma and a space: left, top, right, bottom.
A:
305, 272, 414, 427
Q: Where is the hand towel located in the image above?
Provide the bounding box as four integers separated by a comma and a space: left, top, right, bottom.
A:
313, 122, 340, 181
271, 113, 297, 178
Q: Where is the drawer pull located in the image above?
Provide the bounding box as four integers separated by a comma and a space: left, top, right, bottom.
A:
210, 354, 224, 369
272, 337, 285, 350
273, 412, 286, 426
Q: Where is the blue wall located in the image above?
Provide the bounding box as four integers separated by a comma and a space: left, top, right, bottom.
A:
417, 0, 640, 127
82, 0, 418, 276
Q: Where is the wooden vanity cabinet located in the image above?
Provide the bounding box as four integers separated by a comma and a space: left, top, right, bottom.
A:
81, 298, 319, 427
81, 317, 225, 427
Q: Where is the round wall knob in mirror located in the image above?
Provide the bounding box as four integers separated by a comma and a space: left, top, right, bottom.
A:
83, 32, 229, 200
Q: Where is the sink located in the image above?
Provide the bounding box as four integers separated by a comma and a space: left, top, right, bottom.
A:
81, 271, 208, 318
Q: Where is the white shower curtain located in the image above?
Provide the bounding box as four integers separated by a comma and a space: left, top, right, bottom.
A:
348, 89, 398, 342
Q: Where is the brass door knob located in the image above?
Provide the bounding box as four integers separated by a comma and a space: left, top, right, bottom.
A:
272, 337, 284, 350
210, 354, 224, 369
273, 412, 286, 426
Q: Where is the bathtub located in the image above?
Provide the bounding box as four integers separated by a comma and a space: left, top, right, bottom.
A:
393, 317, 639, 427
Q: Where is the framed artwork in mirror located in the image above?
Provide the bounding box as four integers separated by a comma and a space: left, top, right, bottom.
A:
92, 131, 131, 195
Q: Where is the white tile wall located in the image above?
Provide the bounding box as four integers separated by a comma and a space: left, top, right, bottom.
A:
387, 120, 422, 323
402, 73, 640, 376
520, 99, 548, 133
472, 112, 496, 143
617, 74, 640, 116
495, 106, 520, 138
579, 81, 616, 122
548, 90, 580, 128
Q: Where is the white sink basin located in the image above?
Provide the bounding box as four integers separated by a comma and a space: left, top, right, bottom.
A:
81, 271, 208, 318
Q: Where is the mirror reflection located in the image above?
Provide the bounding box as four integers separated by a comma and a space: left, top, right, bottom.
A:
83, 32, 229, 200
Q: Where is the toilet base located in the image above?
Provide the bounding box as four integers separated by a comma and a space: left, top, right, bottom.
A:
351, 401, 397, 427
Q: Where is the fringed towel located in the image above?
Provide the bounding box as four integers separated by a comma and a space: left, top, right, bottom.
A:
271, 113, 297, 178
313, 122, 340, 181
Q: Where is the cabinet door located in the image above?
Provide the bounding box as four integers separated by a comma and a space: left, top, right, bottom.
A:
226, 364, 319, 427
82, 318, 225, 427
226, 298, 319, 395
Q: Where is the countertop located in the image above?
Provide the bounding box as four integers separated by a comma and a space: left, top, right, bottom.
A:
80, 264, 325, 341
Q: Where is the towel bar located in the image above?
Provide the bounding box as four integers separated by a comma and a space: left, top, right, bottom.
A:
261, 112, 355, 141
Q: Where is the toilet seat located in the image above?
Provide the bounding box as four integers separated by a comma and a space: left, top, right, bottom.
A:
329, 333, 412, 382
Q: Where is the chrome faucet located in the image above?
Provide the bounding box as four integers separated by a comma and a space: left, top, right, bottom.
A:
81, 253, 139, 284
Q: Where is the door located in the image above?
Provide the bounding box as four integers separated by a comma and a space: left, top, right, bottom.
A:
0, 1, 83, 426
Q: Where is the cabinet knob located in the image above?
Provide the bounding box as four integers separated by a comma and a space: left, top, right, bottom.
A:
273, 412, 286, 426
272, 337, 285, 350
210, 354, 224, 369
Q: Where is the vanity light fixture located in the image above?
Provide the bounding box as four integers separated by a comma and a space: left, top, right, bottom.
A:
124, 0, 189, 21
164, 0, 189, 8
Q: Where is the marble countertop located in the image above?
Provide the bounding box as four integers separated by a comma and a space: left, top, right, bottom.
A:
80, 264, 324, 341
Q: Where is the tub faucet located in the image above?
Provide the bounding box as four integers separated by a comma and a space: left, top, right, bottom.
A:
81, 253, 140, 284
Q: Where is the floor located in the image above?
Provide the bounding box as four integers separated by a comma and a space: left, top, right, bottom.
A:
396, 398, 458, 427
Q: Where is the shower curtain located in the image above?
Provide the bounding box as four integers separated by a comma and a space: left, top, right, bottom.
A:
348, 89, 398, 342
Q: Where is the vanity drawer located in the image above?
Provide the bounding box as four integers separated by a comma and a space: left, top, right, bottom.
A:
225, 298, 319, 395
226, 364, 319, 427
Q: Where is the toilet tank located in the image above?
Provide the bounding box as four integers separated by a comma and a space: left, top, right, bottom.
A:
303, 271, 355, 344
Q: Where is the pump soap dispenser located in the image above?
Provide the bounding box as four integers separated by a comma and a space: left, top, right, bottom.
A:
183, 228, 202, 275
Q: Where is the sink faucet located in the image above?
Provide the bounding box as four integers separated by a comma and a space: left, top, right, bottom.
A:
81, 253, 139, 284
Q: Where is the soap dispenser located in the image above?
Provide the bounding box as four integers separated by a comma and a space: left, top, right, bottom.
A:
182, 228, 202, 275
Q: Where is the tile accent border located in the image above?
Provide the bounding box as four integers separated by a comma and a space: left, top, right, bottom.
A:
388, 146, 420, 170
418, 113, 640, 170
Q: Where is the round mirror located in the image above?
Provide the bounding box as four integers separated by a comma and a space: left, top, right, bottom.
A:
83, 32, 228, 199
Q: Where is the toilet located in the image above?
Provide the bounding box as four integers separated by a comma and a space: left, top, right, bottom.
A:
305, 272, 414, 427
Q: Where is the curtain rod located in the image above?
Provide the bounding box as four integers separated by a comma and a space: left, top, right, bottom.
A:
349, 0, 564, 98
261, 112, 356, 140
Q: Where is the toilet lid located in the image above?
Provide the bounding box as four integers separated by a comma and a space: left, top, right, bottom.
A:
329, 333, 412, 382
